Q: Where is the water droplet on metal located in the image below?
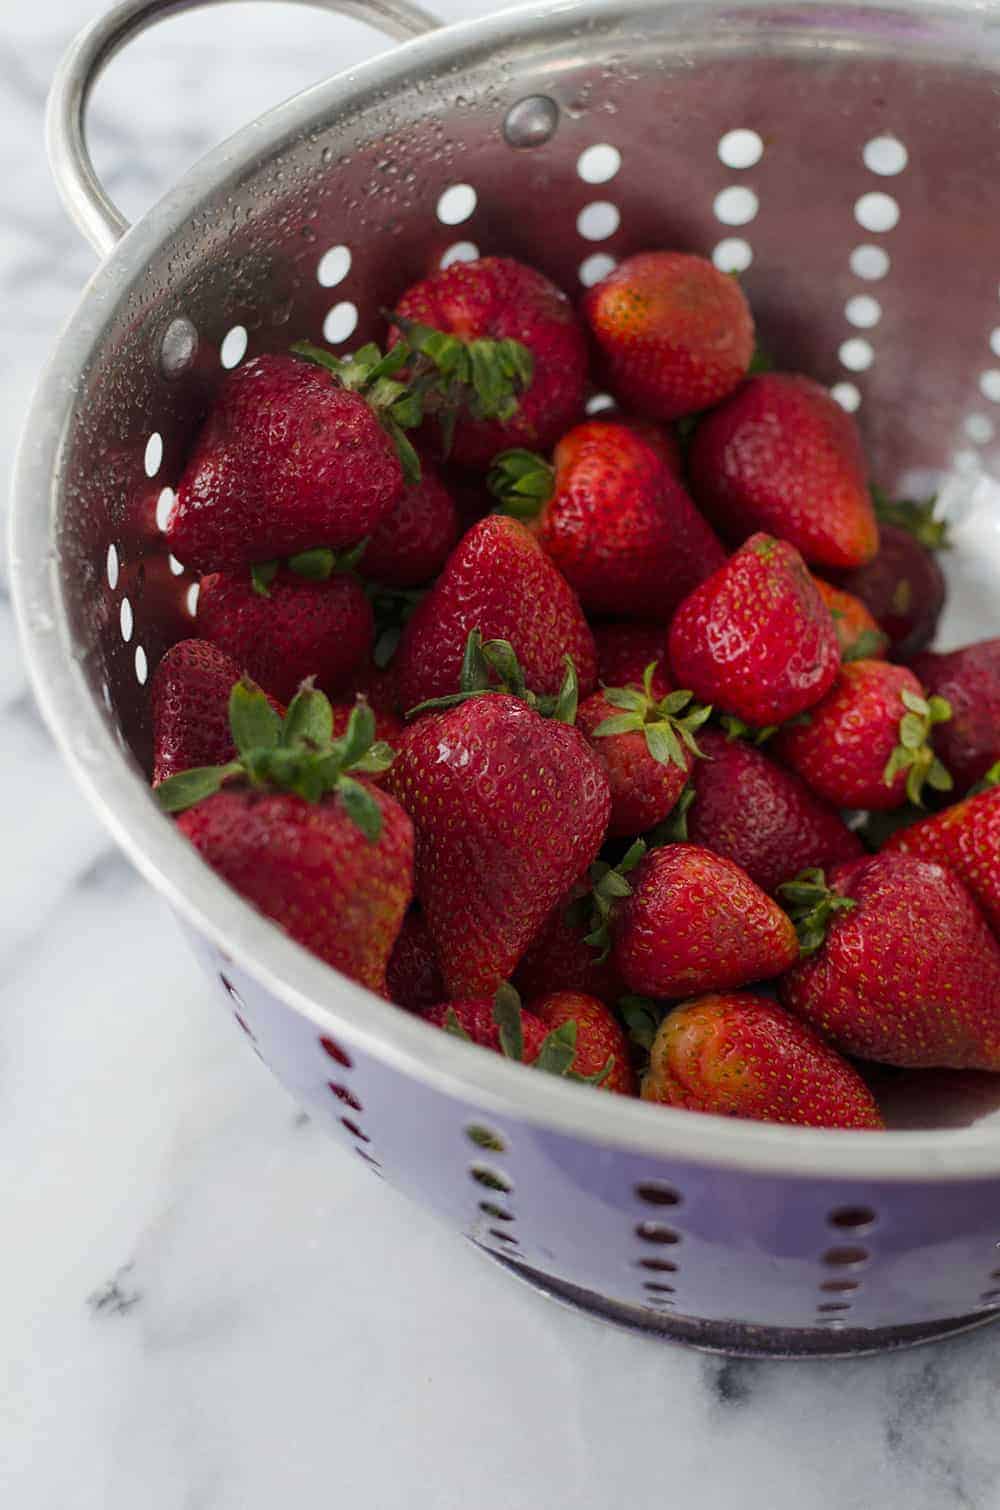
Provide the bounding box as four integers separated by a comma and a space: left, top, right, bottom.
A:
159, 317, 199, 379
503, 95, 559, 149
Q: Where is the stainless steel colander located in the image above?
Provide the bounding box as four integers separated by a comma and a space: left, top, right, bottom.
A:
13, 0, 1000, 1359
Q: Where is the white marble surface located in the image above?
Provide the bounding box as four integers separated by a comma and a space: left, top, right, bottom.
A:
5, 2, 1000, 1506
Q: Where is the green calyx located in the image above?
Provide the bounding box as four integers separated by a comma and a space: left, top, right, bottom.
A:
882, 687, 953, 806
871, 485, 950, 551
366, 583, 427, 668
446, 984, 613, 1085
389, 314, 534, 456
969, 759, 1000, 797
292, 339, 424, 484
407, 628, 579, 724
250, 539, 369, 597
617, 994, 666, 1053
646, 782, 696, 845
842, 626, 889, 664
486, 448, 555, 520
583, 839, 647, 961
155, 679, 395, 841
593, 664, 712, 768
719, 714, 779, 745
777, 867, 858, 957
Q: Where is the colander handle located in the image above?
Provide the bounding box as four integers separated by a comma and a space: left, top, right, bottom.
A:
46, 0, 443, 259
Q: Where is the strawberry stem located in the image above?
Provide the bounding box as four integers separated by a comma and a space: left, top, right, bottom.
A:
882, 687, 953, 806
871, 485, 949, 550
583, 839, 647, 960
777, 867, 857, 956
407, 629, 579, 724
291, 339, 426, 484
593, 664, 712, 769
487, 449, 555, 520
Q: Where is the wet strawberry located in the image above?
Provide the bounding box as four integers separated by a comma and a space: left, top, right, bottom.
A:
150, 638, 284, 785
359, 457, 460, 587
593, 621, 671, 698
834, 522, 946, 659
909, 639, 1000, 792
513, 882, 625, 1003
529, 991, 636, 1094
813, 577, 889, 662
883, 777, 1000, 936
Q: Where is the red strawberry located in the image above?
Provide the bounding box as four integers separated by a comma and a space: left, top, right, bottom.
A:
392, 256, 588, 468
150, 638, 285, 785
359, 457, 459, 587
387, 640, 611, 998
641, 993, 883, 1128
167, 351, 414, 574
342, 658, 403, 721
197, 558, 373, 705
883, 779, 1000, 937
679, 729, 863, 893
593, 621, 671, 698
773, 660, 953, 811
813, 577, 889, 662
577, 670, 710, 837
687, 373, 878, 569
834, 522, 946, 659
386, 908, 445, 1010
529, 991, 636, 1095
423, 993, 550, 1060
513, 882, 625, 1003
778, 855, 1000, 1069
488, 421, 724, 621
394, 516, 597, 712
583, 251, 754, 420
614, 416, 685, 479
608, 842, 799, 999
908, 639, 1000, 792
157, 685, 412, 993
668, 534, 840, 728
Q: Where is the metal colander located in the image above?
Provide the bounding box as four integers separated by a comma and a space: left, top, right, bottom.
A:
13, 0, 1000, 1359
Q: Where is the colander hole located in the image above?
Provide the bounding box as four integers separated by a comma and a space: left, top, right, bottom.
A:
849, 245, 890, 280
717, 128, 763, 169
144, 432, 163, 479
712, 237, 753, 273
341, 1117, 368, 1141
964, 413, 995, 444
320, 1035, 353, 1068
863, 136, 908, 176
979, 371, 1000, 402
323, 302, 359, 345
637, 1257, 677, 1273
854, 192, 899, 233
219, 973, 244, 1005
106, 544, 119, 589
839, 338, 874, 373
828, 1206, 876, 1230
119, 598, 133, 643
317, 244, 351, 287
233, 1011, 253, 1037
155, 487, 175, 532
220, 325, 249, 369
643, 1281, 675, 1294
845, 295, 881, 329
577, 201, 620, 241
635, 1222, 680, 1245
579, 252, 617, 287
713, 186, 758, 226
831, 382, 861, 413
168, 555, 185, 576
488, 1229, 518, 1245
328, 1082, 363, 1112
440, 241, 479, 268
820, 1279, 859, 1293
186, 583, 200, 617
577, 143, 622, 184
436, 183, 477, 226
823, 1245, 869, 1267
634, 1182, 681, 1206
466, 1124, 506, 1152
479, 1202, 514, 1221
471, 1166, 512, 1193
134, 646, 148, 685
356, 1148, 382, 1169
989, 328, 1000, 358
817, 1302, 852, 1313
585, 392, 615, 414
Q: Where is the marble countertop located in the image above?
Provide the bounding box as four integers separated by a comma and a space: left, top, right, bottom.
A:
4, 2, 1000, 1506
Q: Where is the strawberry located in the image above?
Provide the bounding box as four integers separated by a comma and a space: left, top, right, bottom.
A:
328, 693, 402, 783
391, 256, 588, 468
614, 416, 685, 478
423, 991, 550, 1059
883, 777, 1000, 936
513, 882, 624, 1003
675, 728, 863, 893
394, 515, 597, 711
582, 251, 754, 420
150, 638, 284, 785
605, 842, 799, 999
778, 855, 1000, 1069
641, 993, 884, 1128
196, 554, 373, 705
577, 668, 711, 836
359, 456, 459, 587
157, 684, 412, 993
529, 991, 636, 1094
424, 984, 622, 1087
773, 660, 953, 811
667, 534, 840, 728
387, 637, 611, 997
833, 521, 946, 659
488, 421, 724, 621
687, 373, 878, 569
385, 907, 445, 1010
908, 639, 1000, 793
593, 620, 671, 699
813, 577, 889, 662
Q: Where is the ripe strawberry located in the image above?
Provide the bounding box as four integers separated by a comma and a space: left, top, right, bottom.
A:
667, 534, 840, 728
582, 251, 754, 420
773, 660, 953, 810
834, 522, 946, 658
196, 556, 373, 705
385, 907, 445, 1011
608, 842, 799, 998
359, 457, 459, 587
908, 639, 1000, 792
642, 993, 883, 1129
387, 638, 611, 997
687, 373, 878, 569
513, 882, 625, 1003
676, 729, 863, 893
779, 854, 1000, 1068
150, 638, 285, 785
423, 991, 550, 1060
424, 983, 622, 1085
488, 420, 724, 620
883, 778, 1000, 936
394, 515, 597, 711
577, 668, 711, 836
157, 684, 412, 993
529, 992, 636, 1094
392, 256, 588, 468
593, 620, 671, 698
813, 577, 888, 662
614, 416, 685, 478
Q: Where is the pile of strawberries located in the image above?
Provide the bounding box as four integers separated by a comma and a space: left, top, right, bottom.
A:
152, 249, 1000, 1131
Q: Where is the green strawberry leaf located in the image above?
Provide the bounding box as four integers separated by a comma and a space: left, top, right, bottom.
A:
443, 1007, 472, 1042
487, 449, 556, 519
282, 681, 334, 750
645, 720, 686, 769
229, 680, 282, 758
647, 782, 696, 845
594, 712, 644, 738
251, 561, 279, 597
842, 627, 888, 663
871, 485, 949, 550
617, 994, 665, 1052
969, 759, 1000, 796
533, 1020, 578, 1077
337, 775, 383, 842
568, 1054, 614, 1088
884, 691, 953, 806
492, 983, 525, 1062
720, 714, 778, 744
777, 867, 857, 956
155, 762, 241, 813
